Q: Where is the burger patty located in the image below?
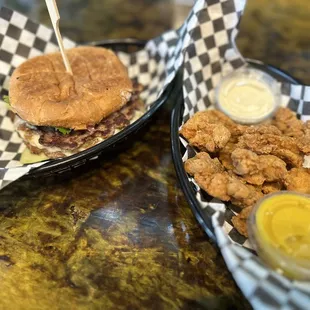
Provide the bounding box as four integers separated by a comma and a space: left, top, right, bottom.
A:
17, 88, 145, 159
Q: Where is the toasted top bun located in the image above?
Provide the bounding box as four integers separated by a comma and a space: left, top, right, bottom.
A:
9, 46, 133, 130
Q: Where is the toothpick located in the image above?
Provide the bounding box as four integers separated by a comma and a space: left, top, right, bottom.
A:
45, 0, 73, 74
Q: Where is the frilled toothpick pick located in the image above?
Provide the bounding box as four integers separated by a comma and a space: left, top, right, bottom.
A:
45, 0, 73, 74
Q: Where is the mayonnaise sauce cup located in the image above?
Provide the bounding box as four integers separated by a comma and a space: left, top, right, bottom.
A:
215, 67, 281, 124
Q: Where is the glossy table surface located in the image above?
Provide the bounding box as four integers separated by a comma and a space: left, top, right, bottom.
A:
0, 0, 309, 309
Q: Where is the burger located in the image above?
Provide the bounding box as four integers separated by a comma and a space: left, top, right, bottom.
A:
5, 46, 144, 163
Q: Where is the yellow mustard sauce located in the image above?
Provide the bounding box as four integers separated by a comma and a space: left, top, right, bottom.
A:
252, 192, 310, 280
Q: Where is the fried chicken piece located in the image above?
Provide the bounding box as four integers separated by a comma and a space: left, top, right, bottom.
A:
185, 153, 263, 207
259, 156, 288, 181
195, 172, 263, 207
272, 108, 310, 155
195, 172, 231, 201
180, 109, 248, 149
262, 182, 283, 194
244, 124, 282, 136
185, 153, 230, 201
184, 152, 223, 176
273, 107, 304, 138
231, 206, 253, 237
238, 133, 299, 153
297, 121, 310, 154
259, 118, 273, 126
231, 149, 258, 175
227, 178, 263, 207
180, 111, 231, 152
206, 110, 247, 137
242, 174, 265, 186
238, 133, 303, 167
218, 141, 238, 170
284, 168, 310, 194
272, 149, 303, 168
231, 149, 287, 185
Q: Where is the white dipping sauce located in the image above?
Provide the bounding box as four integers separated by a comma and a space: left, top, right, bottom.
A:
216, 68, 280, 124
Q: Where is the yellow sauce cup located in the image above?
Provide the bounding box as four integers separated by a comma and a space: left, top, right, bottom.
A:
248, 191, 310, 281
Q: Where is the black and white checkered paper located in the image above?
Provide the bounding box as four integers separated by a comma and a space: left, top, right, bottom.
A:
179, 0, 310, 309
1, 1, 310, 308
0, 1, 204, 189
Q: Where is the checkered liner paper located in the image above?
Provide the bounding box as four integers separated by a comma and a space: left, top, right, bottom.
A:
0, 1, 204, 189
178, 0, 310, 309
1, 0, 310, 308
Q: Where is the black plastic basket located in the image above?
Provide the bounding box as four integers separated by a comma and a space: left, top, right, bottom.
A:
26, 39, 175, 178
170, 59, 300, 241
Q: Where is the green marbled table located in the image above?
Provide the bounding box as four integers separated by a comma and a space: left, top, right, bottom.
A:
0, 0, 309, 309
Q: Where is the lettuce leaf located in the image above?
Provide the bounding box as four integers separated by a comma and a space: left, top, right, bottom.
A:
2, 96, 71, 135
56, 127, 71, 135
2, 95, 10, 105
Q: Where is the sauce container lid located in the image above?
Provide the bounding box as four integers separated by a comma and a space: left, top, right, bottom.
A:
248, 191, 310, 281
215, 67, 281, 124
